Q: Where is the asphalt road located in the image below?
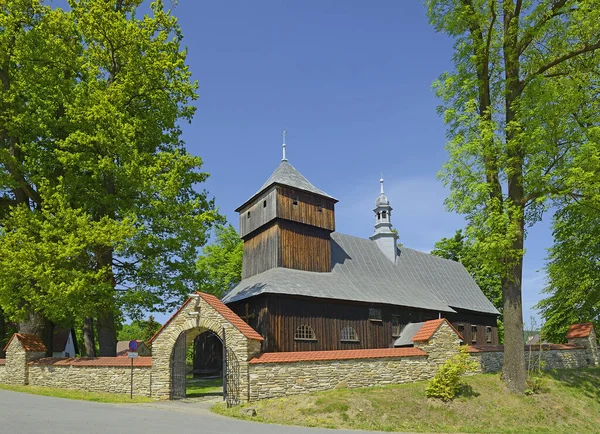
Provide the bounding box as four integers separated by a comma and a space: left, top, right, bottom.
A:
0, 390, 390, 434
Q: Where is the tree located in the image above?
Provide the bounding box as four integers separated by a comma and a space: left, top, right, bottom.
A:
537, 202, 600, 342
117, 315, 162, 343
196, 224, 243, 297
431, 229, 503, 338
426, 0, 600, 392
0, 0, 221, 355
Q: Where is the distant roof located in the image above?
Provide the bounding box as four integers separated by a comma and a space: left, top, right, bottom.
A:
566, 323, 596, 339
223, 233, 500, 315
53, 329, 71, 352
394, 322, 424, 347
236, 161, 337, 211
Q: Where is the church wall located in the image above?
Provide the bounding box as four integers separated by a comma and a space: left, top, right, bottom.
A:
238, 187, 277, 239
228, 295, 499, 353
276, 186, 335, 232
242, 222, 279, 279
277, 220, 332, 273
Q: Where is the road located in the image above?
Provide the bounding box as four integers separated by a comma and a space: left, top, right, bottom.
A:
0, 390, 391, 434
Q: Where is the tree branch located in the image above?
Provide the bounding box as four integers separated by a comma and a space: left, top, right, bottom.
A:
517, 0, 570, 55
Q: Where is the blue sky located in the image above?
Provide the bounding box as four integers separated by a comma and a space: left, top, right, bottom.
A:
154, 1, 548, 327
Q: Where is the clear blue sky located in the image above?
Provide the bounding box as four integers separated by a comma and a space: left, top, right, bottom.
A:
155, 1, 548, 327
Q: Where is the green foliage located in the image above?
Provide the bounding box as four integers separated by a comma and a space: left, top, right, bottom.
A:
537, 202, 600, 343
196, 224, 243, 297
425, 0, 600, 391
0, 0, 221, 334
425, 346, 478, 401
117, 315, 161, 343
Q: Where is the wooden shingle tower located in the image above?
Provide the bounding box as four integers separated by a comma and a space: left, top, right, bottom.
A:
235, 138, 338, 278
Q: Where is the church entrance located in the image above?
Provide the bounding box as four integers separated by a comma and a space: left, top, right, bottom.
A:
169, 327, 241, 406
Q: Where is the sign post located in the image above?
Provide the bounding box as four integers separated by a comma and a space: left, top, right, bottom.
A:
128, 340, 140, 399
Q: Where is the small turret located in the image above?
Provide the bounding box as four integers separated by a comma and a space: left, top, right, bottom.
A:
370, 177, 398, 262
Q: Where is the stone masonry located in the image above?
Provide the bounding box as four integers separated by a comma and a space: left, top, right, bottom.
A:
3, 334, 46, 385
566, 324, 599, 366
149, 292, 263, 401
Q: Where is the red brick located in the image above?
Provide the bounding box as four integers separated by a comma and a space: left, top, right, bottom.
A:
249, 347, 426, 364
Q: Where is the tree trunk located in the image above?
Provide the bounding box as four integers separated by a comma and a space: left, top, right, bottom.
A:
96, 310, 117, 356
19, 311, 54, 357
82, 317, 96, 357
0, 308, 6, 358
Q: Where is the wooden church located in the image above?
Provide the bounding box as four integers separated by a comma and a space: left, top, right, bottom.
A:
223, 143, 499, 352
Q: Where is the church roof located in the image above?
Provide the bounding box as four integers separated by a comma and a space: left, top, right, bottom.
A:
222, 233, 500, 315
236, 161, 337, 211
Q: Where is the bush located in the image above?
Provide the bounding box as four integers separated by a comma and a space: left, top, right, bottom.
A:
426, 346, 478, 401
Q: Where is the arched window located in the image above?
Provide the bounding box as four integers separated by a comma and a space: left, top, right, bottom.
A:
377, 212, 381, 220
340, 326, 358, 342
295, 325, 316, 341
382, 210, 387, 219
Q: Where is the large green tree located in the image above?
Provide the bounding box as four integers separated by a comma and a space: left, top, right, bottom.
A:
537, 202, 600, 342
0, 0, 220, 355
196, 224, 243, 297
426, 0, 600, 392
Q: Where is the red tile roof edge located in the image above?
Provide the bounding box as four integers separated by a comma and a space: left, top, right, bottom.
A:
29, 357, 152, 367
0, 359, 6, 365
565, 323, 595, 339
3, 333, 47, 353
249, 347, 427, 364
197, 292, 264, 342
148, 297, 193, 343
412, 318, 464, 342
467, 344, 585, 353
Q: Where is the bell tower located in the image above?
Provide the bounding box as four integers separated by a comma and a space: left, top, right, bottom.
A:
370, 177, 398, 262
236, 135, 337, 278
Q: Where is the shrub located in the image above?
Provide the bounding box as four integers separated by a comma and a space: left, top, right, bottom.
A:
426, 346, 478, 401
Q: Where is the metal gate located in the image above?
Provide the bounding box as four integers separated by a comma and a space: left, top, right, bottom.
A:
222, 329, 241, 407
170, 332, 187, 399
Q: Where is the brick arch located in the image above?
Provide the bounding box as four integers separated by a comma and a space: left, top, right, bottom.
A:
149, 292, 263, 401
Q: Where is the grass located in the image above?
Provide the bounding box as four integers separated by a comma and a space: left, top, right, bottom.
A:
212, 367, 600, 433
0, 383, 154, 403
186, 375, 223, 397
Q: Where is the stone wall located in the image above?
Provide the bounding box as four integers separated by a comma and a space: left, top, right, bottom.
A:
567, 327, 599, 366
469, 345, 590, 373
0, 360, 5, 383
28, 362, 152, 396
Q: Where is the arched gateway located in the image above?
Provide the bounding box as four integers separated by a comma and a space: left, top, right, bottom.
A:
149, 292, 263, 405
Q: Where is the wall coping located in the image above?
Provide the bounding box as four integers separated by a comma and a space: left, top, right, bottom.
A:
4, 333, 47, 352
249, 347, 427, 364
467, 344, 585, 353
29, 357, 152, 367
412, 318, 463, 342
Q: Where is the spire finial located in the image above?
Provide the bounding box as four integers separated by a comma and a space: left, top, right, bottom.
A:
380, 174, 384, 194
282, 129, 287, 162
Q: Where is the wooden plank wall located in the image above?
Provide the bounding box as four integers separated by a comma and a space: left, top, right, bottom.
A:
238, 187, 277, 239
278, 220, 331, 273
276, 186, 335, 232
242, 222, 279, 279
228, 295, 500, 352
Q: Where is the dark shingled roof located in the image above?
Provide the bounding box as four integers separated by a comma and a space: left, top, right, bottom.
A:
223, 233, 500, 316
236, 161, 337, 211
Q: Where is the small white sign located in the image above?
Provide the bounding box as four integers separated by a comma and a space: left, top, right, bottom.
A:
128, 352, 139, 359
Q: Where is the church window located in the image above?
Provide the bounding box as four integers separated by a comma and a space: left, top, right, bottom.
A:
471, 326, 478, 343
340, 326, 358, 342
293, 197, 298, 206
318, 204, 323, 212
369, 307, 382, 321
263, 200, 267, 208
457, 324, 465, 337
391, 315, 402, 337
382, 210, 387, 219
486, 326, 492, 343
377, 212, 381, 220
295, 325, 316, 341
247, 211, 250, 219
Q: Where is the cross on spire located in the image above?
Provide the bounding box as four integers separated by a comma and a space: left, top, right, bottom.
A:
282, 129, 287, 162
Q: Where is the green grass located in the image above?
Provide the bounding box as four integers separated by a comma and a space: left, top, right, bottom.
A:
0, 383, 154, 403
186, 375, 223, 397
212, 368, 600, 433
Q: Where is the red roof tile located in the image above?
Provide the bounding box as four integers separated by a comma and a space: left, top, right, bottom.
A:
566, 323, 595, 339
197, 292, 264, 341
467, 344, 584, 353
3, 333, 47, 353
249, 347, 426, 364
30, 357, 152, 367
412, 318, 463, 342
0, 359, 5, 365
149, 292, 264, 343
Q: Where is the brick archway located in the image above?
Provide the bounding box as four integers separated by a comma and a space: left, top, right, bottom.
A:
149, 292, 263, 402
